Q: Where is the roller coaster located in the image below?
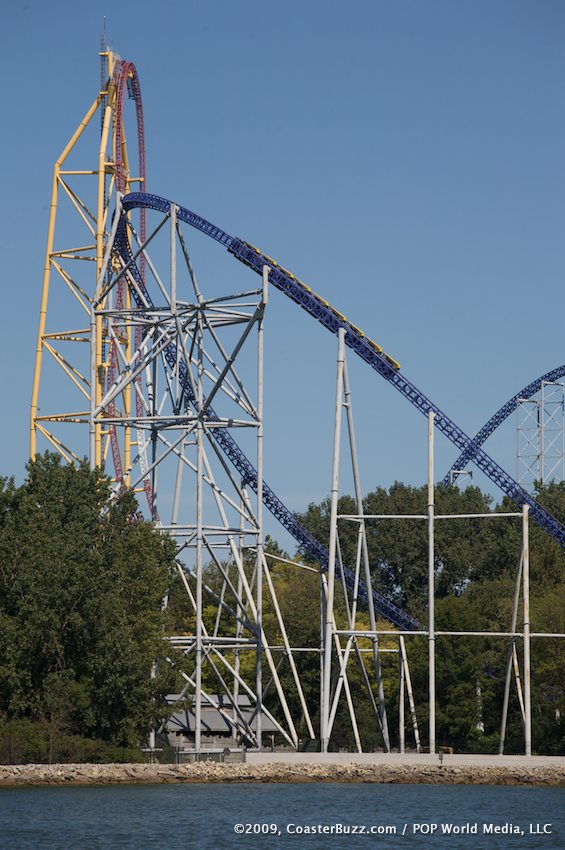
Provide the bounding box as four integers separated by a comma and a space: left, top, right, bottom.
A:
119, 191, 565, 552
29, 46, 564, 753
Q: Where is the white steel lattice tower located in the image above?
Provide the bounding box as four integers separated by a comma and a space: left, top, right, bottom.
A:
93, 200, 317, 752
516, 380, 565, 490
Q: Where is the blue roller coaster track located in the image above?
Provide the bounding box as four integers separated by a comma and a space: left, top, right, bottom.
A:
443, 365, 565, 487
116, 192, 565, 633
116, 195, 418, 632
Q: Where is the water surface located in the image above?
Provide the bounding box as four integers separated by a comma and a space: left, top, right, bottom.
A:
0, 782, 563, 849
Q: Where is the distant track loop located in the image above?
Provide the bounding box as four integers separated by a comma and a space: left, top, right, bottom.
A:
443, 365, 565, 486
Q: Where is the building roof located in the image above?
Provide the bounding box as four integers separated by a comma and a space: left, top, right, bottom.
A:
164, 693, 279, 734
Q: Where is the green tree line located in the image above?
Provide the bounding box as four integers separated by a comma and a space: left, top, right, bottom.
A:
0, 455, 562, 760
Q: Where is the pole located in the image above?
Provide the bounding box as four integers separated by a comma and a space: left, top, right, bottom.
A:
343, 361, 390, 750
399, 638, 405, 753
148, 325, 158, 523
234, 490, 245, 736
428, 411, 436, 754
148, 662, 157, 759
319, 559, 326, 749
522, 504, 532, 756
195, 314, 204, 753
170, 203, 177, 312
498, 552, 523, 754
321, 327, 345, 753
89, 302, 97, 470
400, 636, 421, 752
94, 100, 113, 468
255, 266, 268, 749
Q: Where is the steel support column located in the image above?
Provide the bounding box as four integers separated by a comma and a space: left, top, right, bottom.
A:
428, 411, 436, 755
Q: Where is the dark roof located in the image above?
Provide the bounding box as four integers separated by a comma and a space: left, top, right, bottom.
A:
164, 693, 279, 734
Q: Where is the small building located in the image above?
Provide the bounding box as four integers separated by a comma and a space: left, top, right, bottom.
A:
164, 693, 279, 750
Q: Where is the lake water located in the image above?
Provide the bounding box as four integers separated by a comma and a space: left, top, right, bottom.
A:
0, 783, 563, 849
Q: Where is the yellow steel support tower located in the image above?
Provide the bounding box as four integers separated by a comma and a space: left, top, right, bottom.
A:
30, 47, 142, 479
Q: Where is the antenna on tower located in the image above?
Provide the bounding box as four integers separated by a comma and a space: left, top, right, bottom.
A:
100, 16, 107, 53
99, 19, 109, 135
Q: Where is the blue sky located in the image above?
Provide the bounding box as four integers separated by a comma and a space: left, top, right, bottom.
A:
2, 0, 565, 545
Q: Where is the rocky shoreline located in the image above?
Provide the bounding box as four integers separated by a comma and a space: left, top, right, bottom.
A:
0, 761, 564, 787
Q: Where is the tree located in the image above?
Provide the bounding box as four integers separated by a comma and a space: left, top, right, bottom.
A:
0, 454, 177, 754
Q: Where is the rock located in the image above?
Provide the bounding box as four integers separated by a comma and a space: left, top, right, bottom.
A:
0, 761, 563, 786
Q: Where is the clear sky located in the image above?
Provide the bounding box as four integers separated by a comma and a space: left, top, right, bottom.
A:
2, 0, 565, 547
